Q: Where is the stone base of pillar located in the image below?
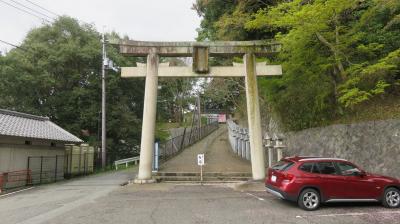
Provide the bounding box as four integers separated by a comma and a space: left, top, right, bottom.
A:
131, 178, 157, 184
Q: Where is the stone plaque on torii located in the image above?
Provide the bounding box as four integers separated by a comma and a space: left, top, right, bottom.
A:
116, 40, 282, 183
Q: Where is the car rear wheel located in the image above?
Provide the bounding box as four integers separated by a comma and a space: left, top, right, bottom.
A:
298, 188, 320, 211
383, 187, 400, 208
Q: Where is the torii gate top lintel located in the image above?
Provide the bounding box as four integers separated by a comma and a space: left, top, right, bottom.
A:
117, 39, 281, 57
116, 39, 282, 78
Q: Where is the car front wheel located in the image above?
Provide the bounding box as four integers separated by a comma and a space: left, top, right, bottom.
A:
298, 188, 320, 211
383, 187, 400, 208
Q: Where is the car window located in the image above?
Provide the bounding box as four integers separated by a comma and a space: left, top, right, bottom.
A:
317, 162, 338, 175
299, 162, 313, 172
336, 162, 361, 176
311, 163, 320, 173
272, 160, 294, 171
299, 162, 320, 173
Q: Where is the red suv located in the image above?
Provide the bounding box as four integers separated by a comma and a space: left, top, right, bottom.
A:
265, 156, 400, 211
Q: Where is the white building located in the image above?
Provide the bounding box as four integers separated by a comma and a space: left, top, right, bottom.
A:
0, 109, 83, 189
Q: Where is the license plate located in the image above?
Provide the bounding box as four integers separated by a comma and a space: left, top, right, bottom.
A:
271, 175, 277, 182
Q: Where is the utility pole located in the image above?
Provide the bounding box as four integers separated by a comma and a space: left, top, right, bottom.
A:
196, 94, 201, 139
197, 94, 201, 129
101, 32, 107, 168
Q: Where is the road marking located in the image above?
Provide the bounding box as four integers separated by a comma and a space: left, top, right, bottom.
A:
246, 192, 265, 201
0, 187, 35, 198
296, 210, 400, 218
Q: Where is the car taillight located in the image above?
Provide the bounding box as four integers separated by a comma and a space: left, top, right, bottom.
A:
284, 173, 294, 181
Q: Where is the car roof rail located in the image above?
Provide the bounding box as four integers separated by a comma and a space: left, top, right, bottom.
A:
298, 158, 348, 162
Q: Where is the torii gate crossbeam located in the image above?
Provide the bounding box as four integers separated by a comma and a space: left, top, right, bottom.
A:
116, 40, 282, 183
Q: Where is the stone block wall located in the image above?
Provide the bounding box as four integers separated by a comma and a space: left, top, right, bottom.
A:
284, 119, 400, 178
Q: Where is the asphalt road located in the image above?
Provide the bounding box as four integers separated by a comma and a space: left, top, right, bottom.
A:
0, 168, 136, 224
0, 169, 399, 224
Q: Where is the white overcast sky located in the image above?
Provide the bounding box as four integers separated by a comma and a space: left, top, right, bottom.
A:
0, 0, 201, 52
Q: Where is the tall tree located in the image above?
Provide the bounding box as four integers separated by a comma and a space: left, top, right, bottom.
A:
247, 0, 400, 129
0, 17, 145, 162
195, 0, 400, 131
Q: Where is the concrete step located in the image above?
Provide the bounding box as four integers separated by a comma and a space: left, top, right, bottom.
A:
154, 172, 252, 177
161, 180, 247, 184
154, 172, 252, 182
155, 176, 251, 182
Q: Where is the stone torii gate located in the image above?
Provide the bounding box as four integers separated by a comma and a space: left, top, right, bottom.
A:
117, 40, 282, 183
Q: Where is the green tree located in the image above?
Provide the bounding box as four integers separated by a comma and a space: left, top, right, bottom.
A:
248, 0, 400, 129
195, 0, 400, 130
194, 0, 279, 41
0, 17, 145, 162
156, 58, 196, 124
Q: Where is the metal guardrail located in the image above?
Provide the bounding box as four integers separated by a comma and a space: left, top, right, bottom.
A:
114, 156, 140, 170
227, 119, 251, 161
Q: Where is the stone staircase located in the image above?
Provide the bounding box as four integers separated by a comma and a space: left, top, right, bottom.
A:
154, 172, 252, 183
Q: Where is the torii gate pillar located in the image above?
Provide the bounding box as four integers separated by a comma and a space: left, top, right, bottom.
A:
244, 53, 265, 180
136, 52, 159, 182
117, 40, 281, 183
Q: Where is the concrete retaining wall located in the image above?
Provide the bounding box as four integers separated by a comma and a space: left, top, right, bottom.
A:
284, 119, 400, 178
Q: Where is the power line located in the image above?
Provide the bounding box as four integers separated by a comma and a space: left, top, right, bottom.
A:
25, 0, 90, 26
0, 0, 51, 23
9, 0, 54, 21
0, 39, 28, 51
24, 0, 60, 17
0, 0, 50, 23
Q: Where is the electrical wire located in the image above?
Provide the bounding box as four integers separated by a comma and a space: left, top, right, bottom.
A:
0, 39, 28, 51
9, 0, 54, 21
25, 0, 90, 26
0, 0, 51, 23
24, 0, 60, 17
